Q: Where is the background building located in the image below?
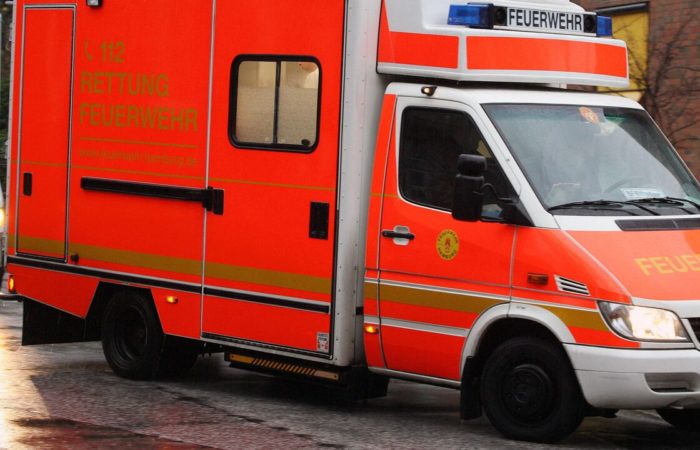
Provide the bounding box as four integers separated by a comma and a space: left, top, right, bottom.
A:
573, 0, 700, 177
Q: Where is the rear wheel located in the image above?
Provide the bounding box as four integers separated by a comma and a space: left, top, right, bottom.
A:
158, 336, 201, 378
101, 291, 164, 380
480, 337, 585, 443
657, 409, 700, 431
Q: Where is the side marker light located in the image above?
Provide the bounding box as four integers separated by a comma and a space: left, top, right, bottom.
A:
364, 324, 379, 334
166, 295, 179, 305
8, 276, 15, 294
527, 273, 549, 286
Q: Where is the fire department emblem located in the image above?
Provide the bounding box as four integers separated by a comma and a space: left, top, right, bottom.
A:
436, 229, 459, 260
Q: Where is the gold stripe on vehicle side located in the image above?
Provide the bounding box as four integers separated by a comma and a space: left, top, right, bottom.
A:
208, 177, 335, 192
69, 242, 202, 276
80, 136, 198, 149
15, 235, 65, 255
379, 284, 503, 314
72, 164, 204, 181
364, 281, 378, 300
18, 160, 68, 168
205, 261, 331, 295
539, 304, 609, 332
14, 235, 331, 295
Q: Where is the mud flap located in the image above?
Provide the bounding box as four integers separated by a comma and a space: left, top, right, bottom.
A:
22, 299, 88, 345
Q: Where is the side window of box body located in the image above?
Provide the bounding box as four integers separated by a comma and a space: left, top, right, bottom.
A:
228, 55, 322, 152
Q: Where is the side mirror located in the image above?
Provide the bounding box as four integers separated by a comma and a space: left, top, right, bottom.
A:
452, 154, 486, 221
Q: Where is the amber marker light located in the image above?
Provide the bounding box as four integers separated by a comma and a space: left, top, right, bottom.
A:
527, 273, 549, 286
165, 295, 179, 305
8, 276, 15, 294
364, 324, 379, 334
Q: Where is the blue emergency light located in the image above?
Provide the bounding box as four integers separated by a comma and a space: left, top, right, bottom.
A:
448, 4, 493, 28
596, 16, 613, 37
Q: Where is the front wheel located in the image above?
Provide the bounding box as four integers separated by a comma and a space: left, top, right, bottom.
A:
657, 409, 700, 431
480, 337, 585, 443
102, 291, 164, 380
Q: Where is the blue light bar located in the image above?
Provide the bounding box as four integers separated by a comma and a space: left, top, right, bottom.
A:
597, 15, 613, 37
448, 4, 493, 28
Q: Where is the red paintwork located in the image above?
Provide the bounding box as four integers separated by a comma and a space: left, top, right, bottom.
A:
381, 325, 463, 380
9, 264, 98, 317
151, 288, 201, 339
202, 296, 328, 352
16, 8, 74, 259
378, 2, 460, 69
569, 230, 700, 301
466, 36, 628, 78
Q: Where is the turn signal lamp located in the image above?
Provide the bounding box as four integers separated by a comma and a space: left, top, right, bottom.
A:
596, 16, 613, 37
448, 4, 493, 28
8, 276, 15, 294
364, 324, 379, 334
527, 273, 549, 286
165, 295, 179, 305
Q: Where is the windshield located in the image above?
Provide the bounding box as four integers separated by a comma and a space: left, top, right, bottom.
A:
484, 104, 700, 215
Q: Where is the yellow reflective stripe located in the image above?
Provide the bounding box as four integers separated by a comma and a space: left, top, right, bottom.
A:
69, 242, 202, 276
73, 164, 203, 181
208, 177, 334, 192
379, 283, 503, 314
15, 235, 64, 255
14, 235, 330, 295
540, 304, 609, 332
80, 136, 198, 149
205, 261, 331, 295
364, 281, 378, 300
17, 160, 67, 168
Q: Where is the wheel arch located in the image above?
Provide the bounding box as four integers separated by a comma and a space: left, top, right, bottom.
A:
85, 282, 157, 340
459, 302, 578, 419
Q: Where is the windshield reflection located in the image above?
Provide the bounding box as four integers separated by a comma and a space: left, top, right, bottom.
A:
484, 104, 700, 215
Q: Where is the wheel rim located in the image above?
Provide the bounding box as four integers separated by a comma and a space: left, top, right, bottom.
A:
114, 305, 149, 361
501, 363, 556, 423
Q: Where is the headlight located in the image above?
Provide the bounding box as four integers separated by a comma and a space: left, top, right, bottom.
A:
0, 208, 4, 228
599, 302, 690, 342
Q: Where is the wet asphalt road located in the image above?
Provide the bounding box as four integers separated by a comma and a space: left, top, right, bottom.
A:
1, 301, 699, 449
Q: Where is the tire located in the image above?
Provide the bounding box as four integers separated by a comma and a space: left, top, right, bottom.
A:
657, 409, 700, 431
480, 337, 585, 443
101, 291, 164, 380
157, 336, 201, 378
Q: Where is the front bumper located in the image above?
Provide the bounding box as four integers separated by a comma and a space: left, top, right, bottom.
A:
566, 344, 700, 410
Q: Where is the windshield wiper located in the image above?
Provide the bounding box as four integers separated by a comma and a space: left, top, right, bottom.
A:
627, 197, 700, 214
547, 200, 659, 216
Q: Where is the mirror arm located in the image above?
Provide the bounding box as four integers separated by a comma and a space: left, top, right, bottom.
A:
481, 183, 533, 226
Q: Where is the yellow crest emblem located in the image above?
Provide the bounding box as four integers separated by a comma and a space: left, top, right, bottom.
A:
436, 229, 459, 260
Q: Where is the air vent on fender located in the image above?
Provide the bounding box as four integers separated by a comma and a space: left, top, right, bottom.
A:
555, 275, 590, 296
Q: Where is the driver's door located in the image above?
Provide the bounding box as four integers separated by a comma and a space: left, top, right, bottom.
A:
376, 97, 515, 381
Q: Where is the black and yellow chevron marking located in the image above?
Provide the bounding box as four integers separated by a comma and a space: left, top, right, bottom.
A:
228, 353, 339, 381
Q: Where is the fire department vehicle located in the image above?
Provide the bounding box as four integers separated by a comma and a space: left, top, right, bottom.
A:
4, 0, 700, 443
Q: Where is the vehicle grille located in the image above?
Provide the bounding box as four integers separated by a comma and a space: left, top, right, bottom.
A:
688, 318, 700, 342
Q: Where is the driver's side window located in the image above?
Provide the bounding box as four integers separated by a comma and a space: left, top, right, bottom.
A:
398, 107, 512, 217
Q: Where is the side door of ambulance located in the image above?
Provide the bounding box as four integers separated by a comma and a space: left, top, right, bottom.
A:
200, 1, 345, 354
377, 97, 515, 381
15, 6, 75, 259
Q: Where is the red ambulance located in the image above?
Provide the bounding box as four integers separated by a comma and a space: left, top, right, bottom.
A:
4, 0, 700, 442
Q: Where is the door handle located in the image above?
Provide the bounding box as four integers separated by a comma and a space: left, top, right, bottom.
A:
381, 229, 415, 240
